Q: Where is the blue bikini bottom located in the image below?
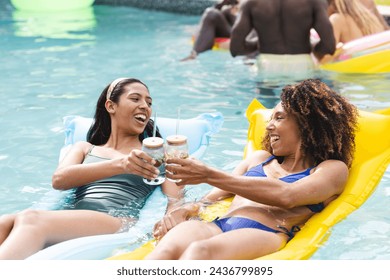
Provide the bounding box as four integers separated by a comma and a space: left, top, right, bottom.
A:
212, 217, 299, 240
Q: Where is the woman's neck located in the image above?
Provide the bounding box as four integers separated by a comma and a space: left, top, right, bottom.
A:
279, 154, 314, 172
104, 134, 142, 154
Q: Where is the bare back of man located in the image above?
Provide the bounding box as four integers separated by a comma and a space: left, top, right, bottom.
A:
230, 0, 335, 59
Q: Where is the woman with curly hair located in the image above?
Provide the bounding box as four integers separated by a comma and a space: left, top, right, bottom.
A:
146, 79, 358, 260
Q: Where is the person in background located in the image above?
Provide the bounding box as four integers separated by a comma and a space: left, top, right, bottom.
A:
229, 0, 336, 81
146, 79, 358, 260
360, 0, 389, 30
0, 78, 183, 259
180, 0, 239, 61
320, 0, 388, 63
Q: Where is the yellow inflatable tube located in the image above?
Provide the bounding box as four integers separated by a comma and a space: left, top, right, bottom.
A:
247, 99, 390, 259
320, 49, 390, 73
375, 0, 390, 5
319, 30, 390, 74
108, 99, 390, 260
191, 37, 230, 51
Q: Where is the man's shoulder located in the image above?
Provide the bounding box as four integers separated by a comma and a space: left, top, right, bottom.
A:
311, 0, 328, 9
241, 0, 258, 8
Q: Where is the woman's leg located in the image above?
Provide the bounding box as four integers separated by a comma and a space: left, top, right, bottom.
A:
0, 209, 122, 260
145, 220, 221, 260
180, 228, 287, 260
0, 214, 17, 245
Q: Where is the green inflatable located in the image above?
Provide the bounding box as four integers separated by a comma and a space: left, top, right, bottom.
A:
11, 0, 95, 12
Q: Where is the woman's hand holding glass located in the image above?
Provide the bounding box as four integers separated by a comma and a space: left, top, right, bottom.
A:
122, 149, 160, 181
165, 157, 210, 185
142, 137, 166, 185
165, 135, 189, 183
140, 134, 197, 185
165, 135, 209, 185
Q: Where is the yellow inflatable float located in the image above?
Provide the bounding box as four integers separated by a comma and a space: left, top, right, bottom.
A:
375, 0, 390, 5
320, 30, 390, 73
191, 36, 230, 51
108, 98, 390, 260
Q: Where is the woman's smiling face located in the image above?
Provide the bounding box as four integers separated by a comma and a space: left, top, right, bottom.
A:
114, 82, 152, 136
266, 102, 302, 156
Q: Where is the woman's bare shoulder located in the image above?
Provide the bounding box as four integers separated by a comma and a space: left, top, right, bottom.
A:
329, 13, 348, 28
315, 159, 348, 169
312, 159, 349, 181
245, 150, 272, 164
71, 141, 93, 154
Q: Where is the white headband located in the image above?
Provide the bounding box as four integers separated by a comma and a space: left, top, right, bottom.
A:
106, 77, 127, 100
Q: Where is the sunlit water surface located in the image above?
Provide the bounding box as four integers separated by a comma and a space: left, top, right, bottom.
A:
0, 2, 389, 259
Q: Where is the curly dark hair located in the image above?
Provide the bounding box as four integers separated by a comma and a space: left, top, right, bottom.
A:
262, 79, 358, 168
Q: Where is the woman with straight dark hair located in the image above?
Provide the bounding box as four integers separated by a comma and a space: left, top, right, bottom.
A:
0, 78, 183, 259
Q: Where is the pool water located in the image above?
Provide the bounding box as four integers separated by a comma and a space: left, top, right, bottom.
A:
0, 2, 389, 259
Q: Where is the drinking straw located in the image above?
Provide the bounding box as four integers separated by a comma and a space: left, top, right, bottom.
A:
176, 108, 180, 135
152, 111, 157, 137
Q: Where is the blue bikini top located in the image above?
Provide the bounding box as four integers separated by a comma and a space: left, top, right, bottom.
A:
244, 155, 324, 213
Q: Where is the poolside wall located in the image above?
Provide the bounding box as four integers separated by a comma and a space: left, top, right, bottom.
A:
94, 0, 217, 15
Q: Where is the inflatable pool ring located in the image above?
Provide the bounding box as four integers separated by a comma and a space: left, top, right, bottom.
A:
108, 98, 390, 260
212, 37, 230, 50
32, 111, 224, 210
375, 0, 390, 5
245, 99, 390, 260
191, 36, 230, 51
320, 30, 390, 73
59, 112, 224, 162
27, 111, 224, 259
10, 0, 95, 12
12, 7, 96, 40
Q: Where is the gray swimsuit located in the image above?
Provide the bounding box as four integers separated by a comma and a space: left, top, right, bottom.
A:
65, 147, 157, 219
